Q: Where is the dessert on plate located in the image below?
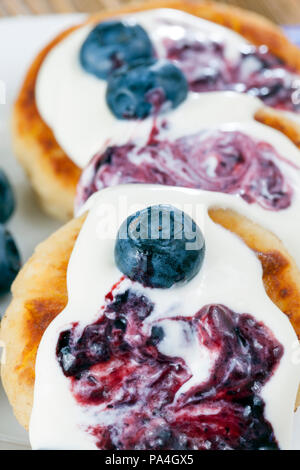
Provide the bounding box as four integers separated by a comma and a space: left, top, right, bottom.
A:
12, 0, 300, 220
4, 0, 300, 451
1, 184, 300, 450
76, 91, 300, 274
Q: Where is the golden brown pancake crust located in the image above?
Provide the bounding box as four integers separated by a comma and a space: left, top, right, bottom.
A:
12, 0, 300, 220
0, 215, 85, 429
1, 209, 300, 430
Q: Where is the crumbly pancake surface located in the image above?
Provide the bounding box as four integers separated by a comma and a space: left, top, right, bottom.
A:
12, 0, 300, 220
0, 215, 85, 429
1, 207, 300, 430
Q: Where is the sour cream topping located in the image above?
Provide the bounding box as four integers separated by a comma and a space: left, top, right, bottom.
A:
35, 8, 251, 168
30, 184, 300, 450
74, 92, 300, 272
35, 8, 300, 274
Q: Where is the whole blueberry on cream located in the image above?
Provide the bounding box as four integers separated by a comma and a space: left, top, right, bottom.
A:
115, 205, 205, 288
80, 20, 154, 79
106, 60, 188, 119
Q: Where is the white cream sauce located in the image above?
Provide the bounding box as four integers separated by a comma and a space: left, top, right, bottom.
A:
35, 9, 300, 273
35, 8, 251, 168
30, 184, 300, 450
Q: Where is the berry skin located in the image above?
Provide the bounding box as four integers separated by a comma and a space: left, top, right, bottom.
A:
106, 60, 188, 119
80, 20, 154, 79
0, 225, 21, 295
0, 170, 15, 224
114, 205, 205, 288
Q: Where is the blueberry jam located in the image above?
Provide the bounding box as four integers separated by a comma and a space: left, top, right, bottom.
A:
56, 284, 283, 450
76, 129, 294, 211
165, 38, 300, 111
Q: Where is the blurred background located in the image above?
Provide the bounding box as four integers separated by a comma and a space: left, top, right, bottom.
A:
0, 0, 300, 24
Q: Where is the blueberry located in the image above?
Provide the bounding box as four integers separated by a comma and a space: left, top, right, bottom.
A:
57, 324, 110, 377
115, 205, 205, 288
80, 20, 154, 79
0, 226, 21, 295
0, 170, 15, 224
106, 60, 188, 119
114, 317, 127, 331
149, 326, 164, 345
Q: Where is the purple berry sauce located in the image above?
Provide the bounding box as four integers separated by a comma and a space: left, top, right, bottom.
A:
165, 38, 300, 111
76, 129, 294, 212
56, 284, 283, 450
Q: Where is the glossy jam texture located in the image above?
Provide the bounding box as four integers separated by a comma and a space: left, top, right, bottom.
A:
56, 285, 283, 450
165, 38, 300, 111
76, 129, 293, 212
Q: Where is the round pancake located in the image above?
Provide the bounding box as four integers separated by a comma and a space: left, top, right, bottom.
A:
12, 0, 300, 221
1, 208, 300, 430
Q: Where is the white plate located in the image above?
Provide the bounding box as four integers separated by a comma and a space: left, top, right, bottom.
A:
0, 13, 299, 451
